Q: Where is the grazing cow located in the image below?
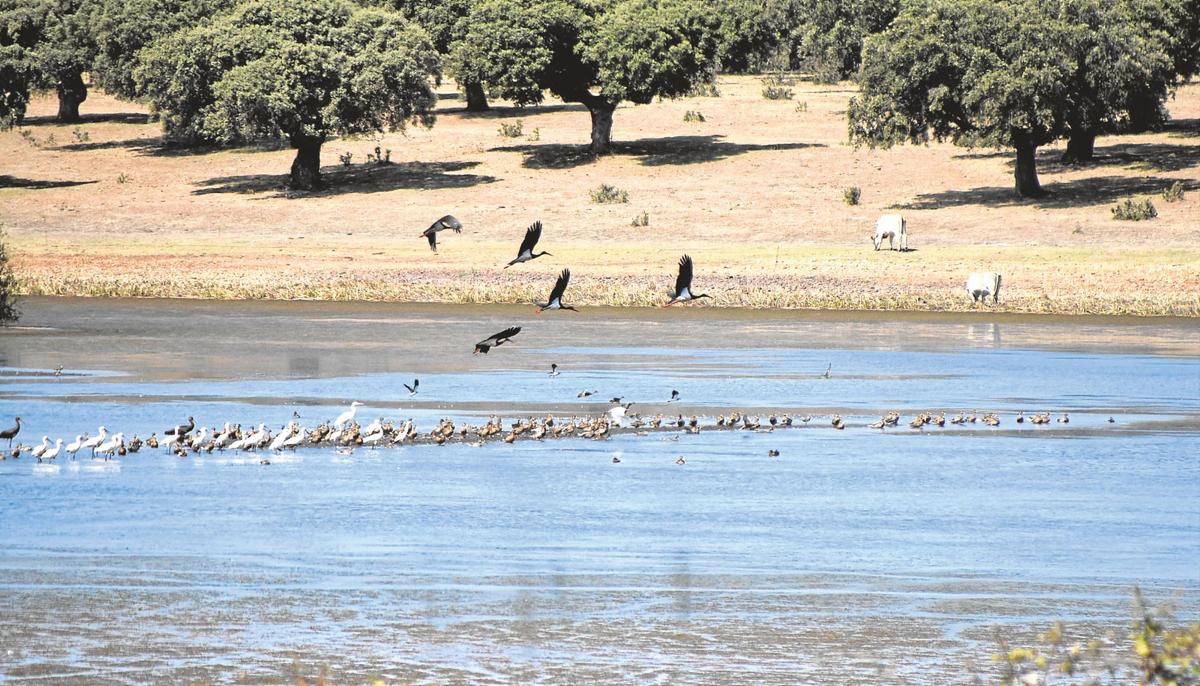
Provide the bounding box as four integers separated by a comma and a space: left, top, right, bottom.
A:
966, 272, 1002, 304
872, 214, 907, 251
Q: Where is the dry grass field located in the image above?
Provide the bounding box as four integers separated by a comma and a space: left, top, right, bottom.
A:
2, 75, 1198, 315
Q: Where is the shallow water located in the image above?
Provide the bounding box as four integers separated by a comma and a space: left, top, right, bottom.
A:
1, 298, 1198, 684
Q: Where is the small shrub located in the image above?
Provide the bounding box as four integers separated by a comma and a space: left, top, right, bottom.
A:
761, 85, 793, 100
843, 186, 861, 206
116, 172, 130, 184
682, 110, 705, 123
0, 226, 19, 324
590, 183, 628, 204
338, 151, 353, 167
43, 132, 56, 147
1111, 197, 1157, 221
71, 127, 89, 143
18, 129, 39, 147
631, 211, 649, 227
527, 127, 540, 141
1162, 181, 1184, 202
364, 145, 391, 165
498, 120, 523, 138
794, 101, 808, 113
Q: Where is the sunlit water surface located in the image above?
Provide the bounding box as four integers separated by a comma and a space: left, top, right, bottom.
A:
1, 298, 1197, 685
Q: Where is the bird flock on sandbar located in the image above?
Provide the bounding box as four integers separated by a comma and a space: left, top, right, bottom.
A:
2, 215, 1089, 465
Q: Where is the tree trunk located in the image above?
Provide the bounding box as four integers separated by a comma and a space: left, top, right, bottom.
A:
464, 80, 489, 112
289, 135, 324, 190
588, 102, 616, 154
1012, 134, 1043, 198
56, 70, 87, 123
1061, 129, 1095, 164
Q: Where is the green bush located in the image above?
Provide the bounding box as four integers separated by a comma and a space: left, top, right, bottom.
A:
0, 227, 20, 324
590, 183, 629, 204
843, 186, 861, 205
631, 211, 649, 227
339, 151, 354, 167
1162, 181, 1185, 202
498, 120, 523, 138
1111, 197, 1157, 221
683, 110, 706, 123
762, 85, 793, 100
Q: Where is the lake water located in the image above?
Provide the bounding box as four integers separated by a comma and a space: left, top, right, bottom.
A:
1, 298, 1198, 684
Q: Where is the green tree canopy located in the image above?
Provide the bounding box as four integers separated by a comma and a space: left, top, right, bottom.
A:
849, 0, 1180, 198
137, 0, 440, 189
0, 227, 18, 324
458, 0, 721, 153
91, 0, 236, 102
389, 0, 491, 110
0, 0, 95, 123
788, 0, 898, 83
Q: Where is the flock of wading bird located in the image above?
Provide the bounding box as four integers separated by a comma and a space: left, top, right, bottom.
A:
0, 215, 1067, 465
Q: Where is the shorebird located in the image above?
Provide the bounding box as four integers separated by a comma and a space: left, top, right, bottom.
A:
65, 434, 84, 460
282, 428, 306, 449
404, 379, 419, 396
549, 364, 560, 377
38, 438, 62, 462
504, 221, 551, 268
421, 214, 462, 252
664, 254, 710, 306
668, 390, 680, 403
608, 402, 633, 427
30, 436, 50, 459
334, 402, 363, 429
268, 424, 295, 452
165, 416, 195, 439
535, 269, 577, 312
80, 426, 107, 457
94, 432, 124, 460
1, 417, 21, 448
54, 365, 64, 376
577, 389, 596, 398
474, 327, 521, 355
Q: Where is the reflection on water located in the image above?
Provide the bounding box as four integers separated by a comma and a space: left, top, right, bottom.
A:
0, 298, 1198, 685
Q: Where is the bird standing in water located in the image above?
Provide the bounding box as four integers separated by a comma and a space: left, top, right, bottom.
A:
1, 417, 21, 448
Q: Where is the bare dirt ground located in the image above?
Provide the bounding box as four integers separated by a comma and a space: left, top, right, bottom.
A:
2, 75, 1198, 314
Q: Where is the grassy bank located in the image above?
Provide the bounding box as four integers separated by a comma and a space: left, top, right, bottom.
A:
3, 76, 1198, 316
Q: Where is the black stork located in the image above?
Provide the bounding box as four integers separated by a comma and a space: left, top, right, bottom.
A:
404, 379, 419, 396
165, 416, 195, 437
1, 417, 21, 448
549, 364, 561, 377
474, 327, 522, 355
421, 215, 462, 253
668, 390, 680, 402
664, 254, 710, 306
504, 221, 551, 268
535, 269, 577, 313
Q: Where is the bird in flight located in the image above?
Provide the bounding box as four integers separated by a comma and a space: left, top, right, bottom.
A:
505, 221, 551, 268
535, 269, 577, 312
404, 379, 419, 396
474, 327, 522, 355
577, 389, 596, 398
668, 390, 680, 402
549, 364, 560, 377
665, 254, 710, 306
421, 215, 462, 253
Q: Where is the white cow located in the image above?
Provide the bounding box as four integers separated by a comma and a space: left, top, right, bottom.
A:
872, 214, 908, 251
966, 272, 1002, 304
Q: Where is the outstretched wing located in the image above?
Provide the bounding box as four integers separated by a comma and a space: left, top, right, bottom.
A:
548, 269, 570, 303
517, 221, 542, 257
426, 231, 438, 251
673, 254, 694, 297
431, 214, 462, 233
494, 326, 522, 343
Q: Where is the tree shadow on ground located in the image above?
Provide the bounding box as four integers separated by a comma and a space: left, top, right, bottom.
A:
192, 160, 497, 197
443, 102, 588, 119
492, 135, 824, 169
893, 176, 1198, 210
954, 141, 1200, 174
18, 112, 151, 126
1164, 118, 1199, 138
0, 175, 97, 190
55, 136, 291, 157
